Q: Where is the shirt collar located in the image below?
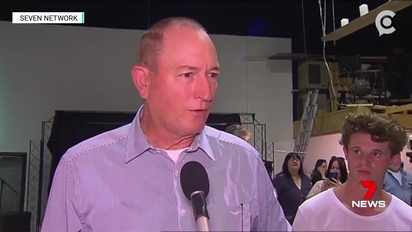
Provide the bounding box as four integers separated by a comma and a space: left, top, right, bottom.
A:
388, 168, 405, 175
125, 105, 215, 163
187, 130, 215, 161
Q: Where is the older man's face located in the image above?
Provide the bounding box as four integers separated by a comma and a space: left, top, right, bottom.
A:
146, 26, 220, 136
243, 132, 251, 142
389, 154, 402, 172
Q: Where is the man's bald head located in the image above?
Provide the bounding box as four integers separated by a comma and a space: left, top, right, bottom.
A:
137, 17, 207, 71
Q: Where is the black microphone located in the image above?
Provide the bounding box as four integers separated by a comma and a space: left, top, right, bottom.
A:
180, 161, 211, 232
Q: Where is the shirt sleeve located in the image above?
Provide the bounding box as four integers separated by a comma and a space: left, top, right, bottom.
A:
41, 158, 82, 232
252, 158, 292, 231
306, 180, 323, 199
292, 208, 309, 231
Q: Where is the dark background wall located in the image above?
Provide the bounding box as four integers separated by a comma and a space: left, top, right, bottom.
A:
0, 157, 24, 212
2, 0, 410, 120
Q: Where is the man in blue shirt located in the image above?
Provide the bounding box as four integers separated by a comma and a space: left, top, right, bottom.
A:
42, 17, 292, 232
384, 155, 412, 205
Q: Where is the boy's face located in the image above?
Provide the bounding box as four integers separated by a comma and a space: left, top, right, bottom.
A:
343, 133, 398, 185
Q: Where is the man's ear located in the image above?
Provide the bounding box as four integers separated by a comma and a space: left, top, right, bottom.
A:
131, 65, 150, 99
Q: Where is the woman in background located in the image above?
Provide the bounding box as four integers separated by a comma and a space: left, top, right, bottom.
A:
273, 152, 311, 224
307, 156, 348, 199
311, 159, 327, 186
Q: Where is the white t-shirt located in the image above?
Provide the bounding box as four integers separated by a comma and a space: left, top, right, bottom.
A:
164, 148, 187, 163
293, 188, 412, 231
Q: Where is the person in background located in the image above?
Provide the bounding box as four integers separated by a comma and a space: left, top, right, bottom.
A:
384, 154, 412, 205
294, 112, 412, 231
225, 124, 278, 179
273, 152, 312, 224
311, 159, 327, 186
41, 17, 292, 232
306, 156, 348, 199
225, 124, 251, 142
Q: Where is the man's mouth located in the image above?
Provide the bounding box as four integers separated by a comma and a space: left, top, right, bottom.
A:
357, 170, 371, 174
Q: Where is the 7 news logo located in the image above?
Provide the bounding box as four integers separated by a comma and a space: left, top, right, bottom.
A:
351, 180, 386, 208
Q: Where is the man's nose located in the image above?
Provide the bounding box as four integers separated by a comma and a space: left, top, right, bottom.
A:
193, 75, 213, 102
359, 153, 372, 164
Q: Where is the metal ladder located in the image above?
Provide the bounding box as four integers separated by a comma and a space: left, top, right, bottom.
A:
294, 89, 319, 161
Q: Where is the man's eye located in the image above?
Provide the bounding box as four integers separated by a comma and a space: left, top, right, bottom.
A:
182, 73, 193, 78
209, 73, 219, 78
373, 152, 383, 157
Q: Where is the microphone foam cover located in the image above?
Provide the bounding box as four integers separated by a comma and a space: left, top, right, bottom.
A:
180, 161, 210, 200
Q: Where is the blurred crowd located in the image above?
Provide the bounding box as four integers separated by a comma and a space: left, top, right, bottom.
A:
272, 150, 411, 225
227, 121, 412, 227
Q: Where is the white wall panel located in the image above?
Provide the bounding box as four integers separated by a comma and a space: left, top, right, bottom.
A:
0, 21, 292, 165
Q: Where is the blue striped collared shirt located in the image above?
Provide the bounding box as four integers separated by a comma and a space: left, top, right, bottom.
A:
41, 105, 292, 232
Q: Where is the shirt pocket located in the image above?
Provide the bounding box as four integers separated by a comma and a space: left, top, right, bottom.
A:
207, 204, 251, 231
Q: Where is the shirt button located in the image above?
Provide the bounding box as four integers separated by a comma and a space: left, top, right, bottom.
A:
175, 170, 179, 177
181, 209, 186, 215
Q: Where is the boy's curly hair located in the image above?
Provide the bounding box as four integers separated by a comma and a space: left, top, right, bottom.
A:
339, 111, 407, 156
